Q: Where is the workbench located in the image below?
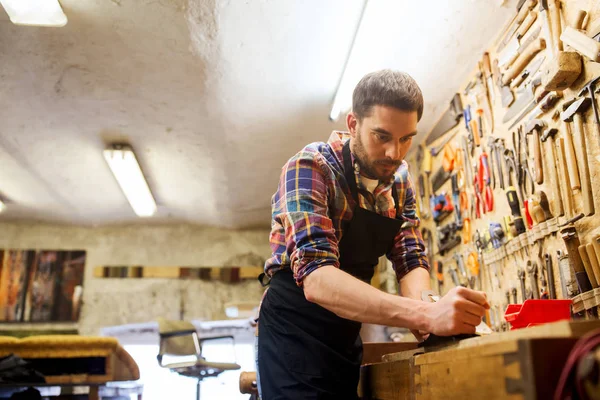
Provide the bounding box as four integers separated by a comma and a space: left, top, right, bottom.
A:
359, 320, 600, 400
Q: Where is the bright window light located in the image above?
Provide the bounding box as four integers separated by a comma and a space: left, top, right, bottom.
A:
104, 145, 157, 218
0, 0, 67, 27
0, 199, 5, 213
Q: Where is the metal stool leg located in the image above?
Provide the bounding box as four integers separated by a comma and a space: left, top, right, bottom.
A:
196, 379, 200, 400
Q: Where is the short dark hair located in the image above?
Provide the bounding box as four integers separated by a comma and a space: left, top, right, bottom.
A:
352, 70, 424, 122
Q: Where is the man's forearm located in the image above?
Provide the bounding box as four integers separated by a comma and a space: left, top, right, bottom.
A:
303, 265, 431, 332
399, 267, 432, 301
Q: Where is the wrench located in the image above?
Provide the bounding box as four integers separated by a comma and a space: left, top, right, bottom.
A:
494, 138, 506, 189
517, 268, 527, 303
526, 261, 540, 299
545, 253, 556, 299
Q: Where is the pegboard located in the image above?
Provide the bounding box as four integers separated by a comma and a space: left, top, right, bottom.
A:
408, 0, 600, 330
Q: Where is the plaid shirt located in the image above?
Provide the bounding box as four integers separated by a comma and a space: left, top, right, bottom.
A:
264, 131, 429, 286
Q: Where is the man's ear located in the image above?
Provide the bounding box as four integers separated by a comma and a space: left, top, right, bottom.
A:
346, 112, 358, 138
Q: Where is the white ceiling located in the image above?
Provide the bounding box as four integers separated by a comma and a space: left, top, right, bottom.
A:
0, 0, 516, 229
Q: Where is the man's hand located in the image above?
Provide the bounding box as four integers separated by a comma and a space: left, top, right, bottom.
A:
410, 329, 430, 342
424, 286, 490, 336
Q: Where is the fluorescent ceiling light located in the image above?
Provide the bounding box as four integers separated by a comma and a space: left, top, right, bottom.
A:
0, 0, 67, 27
329, 0, 381, 121
103, 145, 157, 218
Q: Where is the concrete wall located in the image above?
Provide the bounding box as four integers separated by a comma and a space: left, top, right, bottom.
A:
0, 222, 271, 335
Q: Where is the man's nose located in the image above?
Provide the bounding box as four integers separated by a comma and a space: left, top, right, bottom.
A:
385, 142, 402, 161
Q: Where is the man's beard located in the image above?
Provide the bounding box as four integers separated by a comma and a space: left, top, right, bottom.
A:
353, 133, 401, 182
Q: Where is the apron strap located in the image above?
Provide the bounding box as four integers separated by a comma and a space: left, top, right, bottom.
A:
342, 139, 401, 217
342, 140, 360, 204
257, 272, 271, 287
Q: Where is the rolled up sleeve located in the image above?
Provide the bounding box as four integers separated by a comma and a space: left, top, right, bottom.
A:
271, 150, 340, 286
387, 173, 430, 281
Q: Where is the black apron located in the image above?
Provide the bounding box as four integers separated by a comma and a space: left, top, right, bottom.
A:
257, 140, 403, 399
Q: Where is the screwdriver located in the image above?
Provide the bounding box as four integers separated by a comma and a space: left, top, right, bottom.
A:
435, 261, 444, 294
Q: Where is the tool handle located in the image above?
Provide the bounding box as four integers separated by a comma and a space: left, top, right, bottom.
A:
545, 254, 557, 299
530, 199, 545, 223
503, 38, 546, 85
570, 10, 587, 30
532, 130, 543, 184
548, 0, 563, 53
506, 187, 526, 234
449, 268, 461, 287
588, 16, 600, 38
557, 138, 574, 216
561, 227, 593, 293
578, 245, 599, 288
540, 6, 555, 59
585, 244, 600, 288
455, 254, 467, 277
510, 71, 528, 89
516, 0, 534, 25
524, 199, 534, 229
492, 58, 502, 90
518, 270, 527, 302
529, 265, 540, 299
423, 150, 432, 174
239, 372, 258, 394
471, 119, 481, 147
546, 136, 564, 216
575, 272, 593, 294
560, 27, 600, 62
573, 114, 594, 216
562, 122, 581, 191
517, 11, 537, 39
483, 52, 492, 78
558, 251, 579, 297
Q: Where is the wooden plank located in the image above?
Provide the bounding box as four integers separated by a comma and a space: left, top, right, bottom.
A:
415, 340, 519, 365
92, 266, 104, 278
360, 322, 597, 399
142, 266, 179, 278
238, 266, 264, 279
443, 320, 600, 351
415, 352, 523, 400
362, 342, 420, 365
382, 348, 424, 362
374, 317, 600, 370
359, 359, 411, 400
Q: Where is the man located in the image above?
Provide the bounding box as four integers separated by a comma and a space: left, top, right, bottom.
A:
257, 70, 489, 399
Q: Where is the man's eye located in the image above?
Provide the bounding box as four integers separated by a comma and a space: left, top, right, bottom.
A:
376, 133, 389, 141
400, 136, 413, 143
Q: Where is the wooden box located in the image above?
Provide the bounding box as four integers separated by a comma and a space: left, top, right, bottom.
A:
359, 320, 600, 400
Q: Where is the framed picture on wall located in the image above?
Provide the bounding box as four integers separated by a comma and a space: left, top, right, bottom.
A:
0, 250, 86, 322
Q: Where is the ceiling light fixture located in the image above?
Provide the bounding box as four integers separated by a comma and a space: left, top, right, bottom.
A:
329, 0, 373, 121
0, 0, 67, 27
103, 144, 157, 218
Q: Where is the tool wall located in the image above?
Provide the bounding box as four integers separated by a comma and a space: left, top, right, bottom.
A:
411, 0, 600, 331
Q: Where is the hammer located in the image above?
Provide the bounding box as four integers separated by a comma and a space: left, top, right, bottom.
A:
561, 97, 594, 216
541, 0, 583, 91
540, 128, 564, 216
524, 119, 545, 185
577, 76, 600, 139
